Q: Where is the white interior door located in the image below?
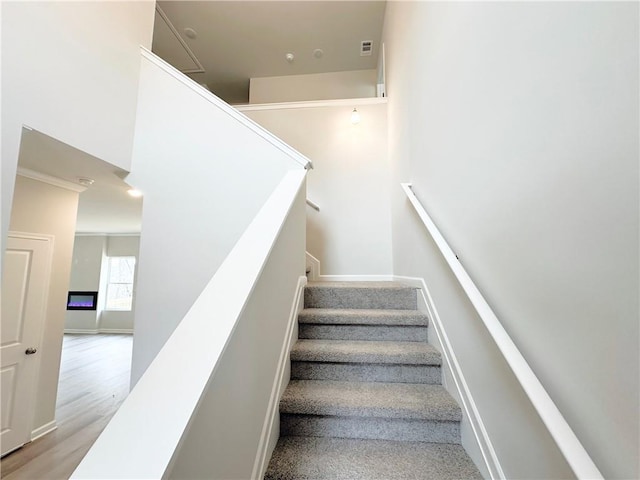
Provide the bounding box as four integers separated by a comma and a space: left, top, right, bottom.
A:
1, 233, 52, 456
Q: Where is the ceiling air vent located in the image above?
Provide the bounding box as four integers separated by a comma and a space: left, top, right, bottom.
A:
360, 40, 373, 56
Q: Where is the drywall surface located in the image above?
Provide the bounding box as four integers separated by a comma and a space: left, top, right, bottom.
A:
244, 102, 392, 276
128, 55, 304, 384
9, 175, 80, 435
1, 1, 154, 253
383, 2, 639, 478
66, 235, 141, 332
168, 182, 305, 479
249, 70, 377, 104
101, 236, 140, 332
66, 236, 106, 331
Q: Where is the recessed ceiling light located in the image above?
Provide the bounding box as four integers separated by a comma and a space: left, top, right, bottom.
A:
77, 177, 95, 186
285, 53, 295, 63
184, 27, 197, 39
313, 48, 324, 59
127, 189, 143, 198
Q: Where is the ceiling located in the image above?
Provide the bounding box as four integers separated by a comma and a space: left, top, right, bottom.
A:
12, 2, 385, 235
18, 128, 143, 234
153, 1, 387, 104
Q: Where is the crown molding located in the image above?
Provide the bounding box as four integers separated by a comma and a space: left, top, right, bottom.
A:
17, 167, 87, 193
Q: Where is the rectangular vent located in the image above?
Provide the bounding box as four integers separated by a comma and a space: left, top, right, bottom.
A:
360, 40, 373, 56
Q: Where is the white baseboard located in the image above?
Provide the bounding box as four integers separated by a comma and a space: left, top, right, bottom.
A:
64, 328, 133, 335
305, 251, 394, 282
317, 274, 394, 282
394, 275, 505, 480
31, 420, 57, 441
252, 275, 307, 479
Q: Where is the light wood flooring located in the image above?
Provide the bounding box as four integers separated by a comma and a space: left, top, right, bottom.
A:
1, 334, 132, 479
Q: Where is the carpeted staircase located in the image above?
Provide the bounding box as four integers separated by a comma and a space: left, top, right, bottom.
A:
265, 281, 483, 480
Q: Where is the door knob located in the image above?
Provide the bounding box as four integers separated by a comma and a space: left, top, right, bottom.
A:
25, 347, 37, 355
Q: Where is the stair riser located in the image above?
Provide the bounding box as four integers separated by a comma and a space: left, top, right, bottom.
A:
304, 288, 417, 310
291, 362, 441, 384
299, 324, 427, 342
280, 415, 460, 444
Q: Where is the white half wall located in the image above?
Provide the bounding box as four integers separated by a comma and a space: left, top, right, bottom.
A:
9, 175, 80, 437
1, 1, 155, 253
127, 53, 306, 384
383, 2, 639, 479
242, 101, 392, 276
167, 179, 306, 479
249, 70, 378, 104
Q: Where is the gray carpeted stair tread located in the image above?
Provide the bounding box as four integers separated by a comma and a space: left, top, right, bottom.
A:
265, 436, 482, 480
291, 339, 441, 365
298, 308, 428, 326
305, 282, 418, 310
280, 380, 460, 421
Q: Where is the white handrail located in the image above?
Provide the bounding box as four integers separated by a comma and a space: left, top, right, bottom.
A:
401, 183, 603, 480
306, 199, 320, 212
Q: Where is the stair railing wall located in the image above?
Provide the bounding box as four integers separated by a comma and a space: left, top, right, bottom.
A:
71, 171, 307, 479
401, 183, 603, 480
126, 48, 312, 386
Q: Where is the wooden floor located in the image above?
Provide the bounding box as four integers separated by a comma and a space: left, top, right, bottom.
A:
1, 334, 132, 480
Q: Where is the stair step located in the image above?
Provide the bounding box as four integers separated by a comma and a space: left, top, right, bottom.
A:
304, 282, 418, 310
291, 340, 441, 383
265, 436, 483, 480
280, 380, 460, 443
298, 308, 428, 341
298, 308, 429, 326
291, 340, 440, 365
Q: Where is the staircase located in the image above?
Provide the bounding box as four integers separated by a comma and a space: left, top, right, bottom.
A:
265, 281, 482, 479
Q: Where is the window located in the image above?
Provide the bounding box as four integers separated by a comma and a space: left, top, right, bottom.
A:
105, 256, 136, 311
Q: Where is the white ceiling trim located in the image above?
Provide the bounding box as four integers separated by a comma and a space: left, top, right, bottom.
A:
235, 97, 387, 112
155, 5, 205, 74
17, 167, 87, 193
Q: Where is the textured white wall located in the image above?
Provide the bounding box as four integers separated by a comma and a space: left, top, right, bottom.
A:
249, 70, 378, 104
9, 175, 80, 436
1, 1, 155, 253
243, 102, 392, 276
128, 56, 305, 384
383, 2, 639, 478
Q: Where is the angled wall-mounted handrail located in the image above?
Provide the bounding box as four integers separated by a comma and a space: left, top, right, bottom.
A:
401, 183, 603, 480
306, 199, 320, 212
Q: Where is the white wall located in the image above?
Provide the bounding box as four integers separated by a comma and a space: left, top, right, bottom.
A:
66, 235, 141, 333
9, 175, 80, 437
249, 70, 377, 104
128, 54, 307, 384
168, 181, 306, 479
1, 1, 155, 254
66, 236, 106, 331
383, 2, 639, 479
242, 101, 392, 276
